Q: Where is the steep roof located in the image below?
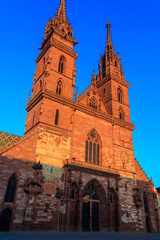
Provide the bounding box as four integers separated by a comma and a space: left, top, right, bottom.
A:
78, 84, 110, 115
0, 131, 23, 154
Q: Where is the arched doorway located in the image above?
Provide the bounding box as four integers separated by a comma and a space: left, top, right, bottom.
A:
0, 209, 12, 232
82, 179, 108, 232
82, 184, 99, 231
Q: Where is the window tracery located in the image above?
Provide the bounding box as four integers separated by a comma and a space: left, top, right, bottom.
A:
117, 87, 122, 103
56, 80, 62, 95
58, 56, 65, 74
83, 185, 99, 200
85, 130, 100, 165
89, 97, 97, 109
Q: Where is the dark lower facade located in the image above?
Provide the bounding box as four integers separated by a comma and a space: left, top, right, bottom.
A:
0, 157, 159, 233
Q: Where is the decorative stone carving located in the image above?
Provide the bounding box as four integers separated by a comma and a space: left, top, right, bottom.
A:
24, 161, 44, 195
55, 187, 63, 199
133, 188, 142, 208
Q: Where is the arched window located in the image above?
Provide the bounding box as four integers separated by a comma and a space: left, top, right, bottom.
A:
55, 109, 59, 125
83, 185, 99, 200
56, 80, 62, 95
58, 56, 65, 74
117, 87, 122, 103
119, 107, 124, 120
85, 129, 100, 165
143, 192, 149, 214
89, 97, 97, 109
5, 174, 17, 203
115, 61, 117, 67
103, 88, 106, 95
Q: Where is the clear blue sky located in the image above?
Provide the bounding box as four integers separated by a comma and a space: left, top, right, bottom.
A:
0, 0, 160, 187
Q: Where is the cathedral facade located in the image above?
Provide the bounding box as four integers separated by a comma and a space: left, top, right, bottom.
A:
0, 0, 159, 232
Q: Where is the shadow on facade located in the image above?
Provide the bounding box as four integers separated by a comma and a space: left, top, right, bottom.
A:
0, 155, 159, 232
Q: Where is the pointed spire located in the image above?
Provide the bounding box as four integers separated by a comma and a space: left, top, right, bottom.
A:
106, 23, 112, 46
56, 0, 67, 22
92, 70, 96, 85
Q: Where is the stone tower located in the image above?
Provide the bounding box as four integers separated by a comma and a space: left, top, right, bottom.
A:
0, 0, 159, 233
25, 0, 77, 135
97, 23, 130, 122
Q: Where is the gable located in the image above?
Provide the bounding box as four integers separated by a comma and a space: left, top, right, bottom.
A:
0, 131, 23, 154
78, 85, 110, 114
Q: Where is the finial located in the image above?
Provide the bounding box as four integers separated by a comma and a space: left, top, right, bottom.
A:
98, 63, 100, 75
92, 70, 96, 85
76, 87, 78, 96
56, 0, 67, 22
106, 23, 113, 47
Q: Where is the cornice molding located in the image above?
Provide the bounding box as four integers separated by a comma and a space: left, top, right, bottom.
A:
36, 35, 77, 63
26, 89, 135, 131
63, 159, 120, 178
97, 73, 130, 88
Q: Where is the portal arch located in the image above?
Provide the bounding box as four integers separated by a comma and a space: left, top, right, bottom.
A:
82, 179, 108, 232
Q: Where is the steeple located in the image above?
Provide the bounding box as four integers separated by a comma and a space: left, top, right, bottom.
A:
56, 0, 67, 22
96, 24, 129, 121
25, 0, 77, 134
106, 23, 113, 47
42, 0, 76, 46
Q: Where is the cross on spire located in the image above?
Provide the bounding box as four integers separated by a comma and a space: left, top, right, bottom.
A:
56, 0, 67, 22
106, 23, 113, 46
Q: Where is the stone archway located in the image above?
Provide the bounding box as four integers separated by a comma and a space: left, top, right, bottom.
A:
82, 179, 108, 232
0, 208, 12, 232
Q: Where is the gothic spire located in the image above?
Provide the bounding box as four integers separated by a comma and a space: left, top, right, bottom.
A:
106, 23, 113, 46
56, 0, 67, 22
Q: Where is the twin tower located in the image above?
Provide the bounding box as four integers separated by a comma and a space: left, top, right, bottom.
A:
1, 0, 158, 233
25, 0, 133, 136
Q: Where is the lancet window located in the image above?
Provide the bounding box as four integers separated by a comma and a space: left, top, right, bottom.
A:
5, 174, 17, 203
89, 97, 97, 109
58, 56, 65, 74
117, 87, 122, 103
55, 109, 59, 125
85, 129, 100, 165
119, 107, 124, 120
56, 80, 62, 95
143, 192, 149, 214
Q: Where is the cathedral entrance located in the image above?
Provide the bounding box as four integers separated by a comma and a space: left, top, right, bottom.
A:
0, 209, 12, 232
82, 185, 99, 231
